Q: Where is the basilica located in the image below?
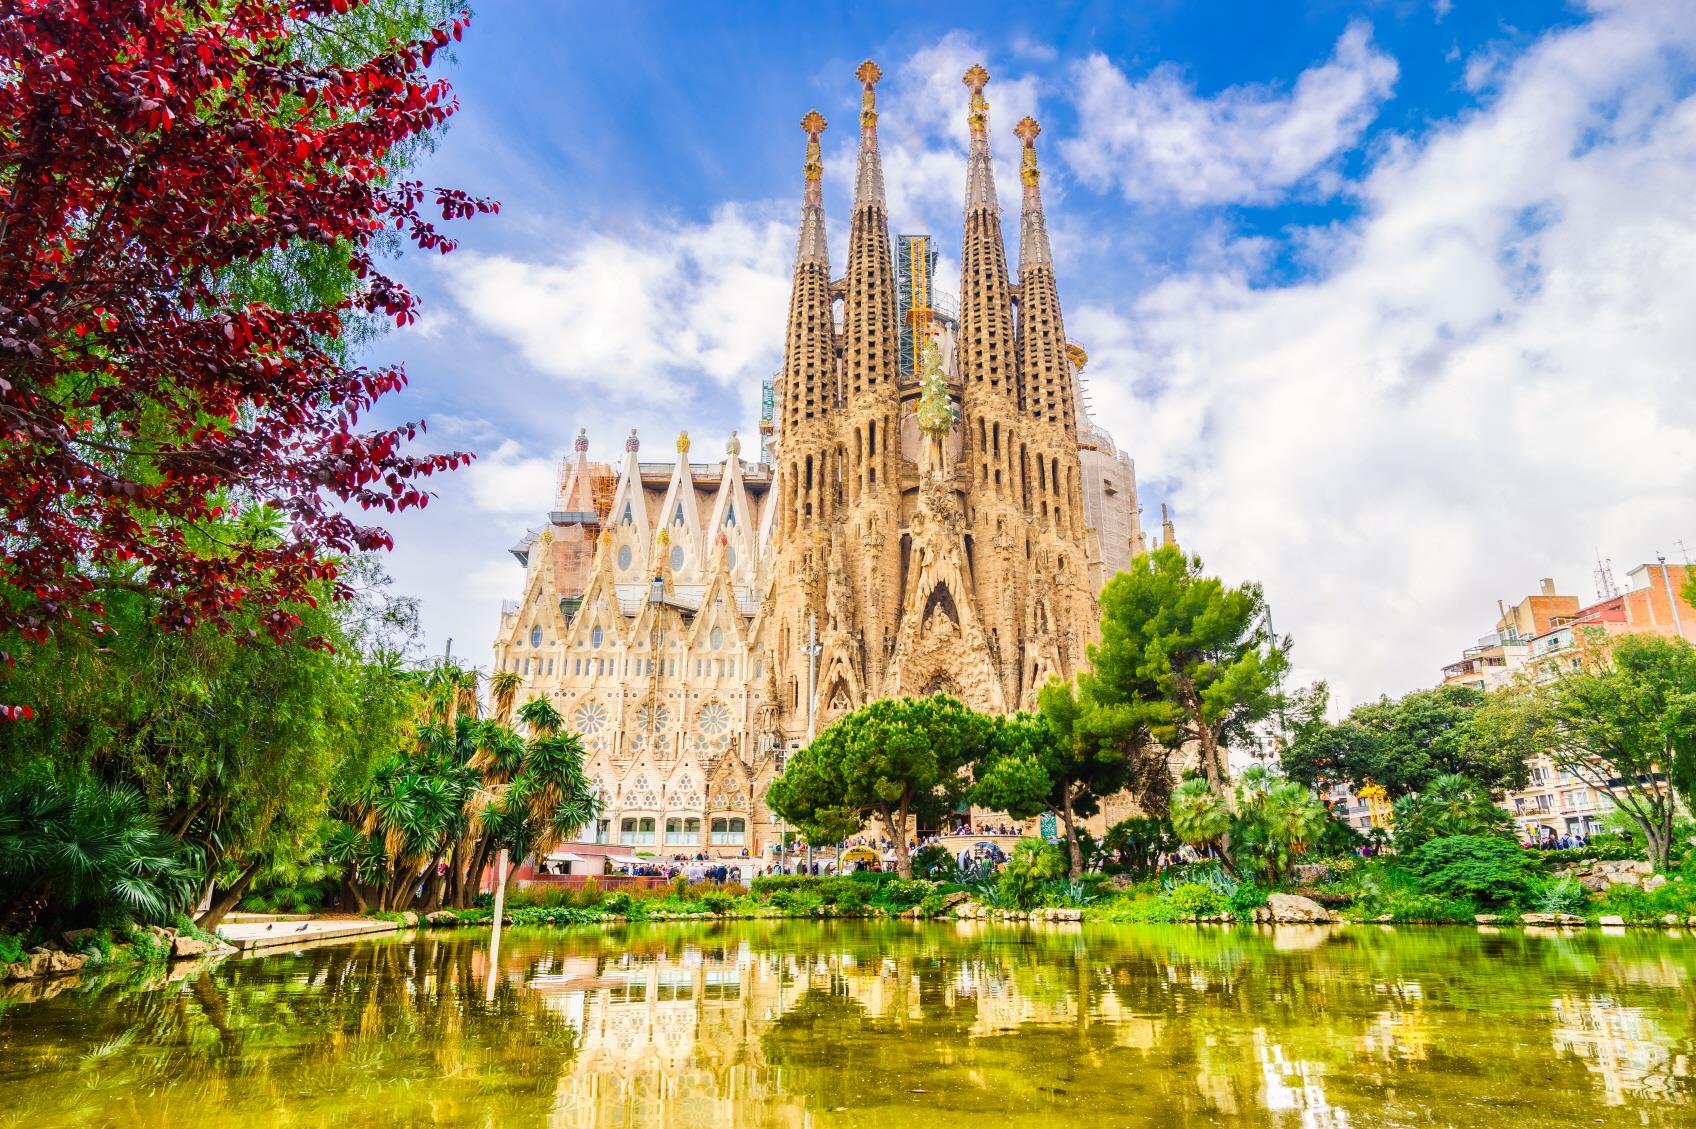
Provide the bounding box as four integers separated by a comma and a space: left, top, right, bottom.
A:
492, 61, 1152, 856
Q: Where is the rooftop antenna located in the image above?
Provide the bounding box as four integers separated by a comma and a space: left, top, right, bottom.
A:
1678, 539, 1691, 566
1593, 550, 1619, 601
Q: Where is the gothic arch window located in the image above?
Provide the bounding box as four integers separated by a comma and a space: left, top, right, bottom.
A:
530, 626, 542, 648
673, 503, 685, 525
724, 503, 736, 527
621, 503, 633, 525
591, 626, 604, 649
670, 545, 685, 571
617, 545, 633, 570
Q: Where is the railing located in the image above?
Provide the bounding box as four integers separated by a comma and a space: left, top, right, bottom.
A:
518, 875, 669, 891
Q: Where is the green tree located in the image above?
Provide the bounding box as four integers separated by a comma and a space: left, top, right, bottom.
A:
1232, 766, 1330, 886
1169, 777, 1233, 870
766, 695, 994, 879
970, 682, 1156, 877
1282, 684, 1531, 797
1535, 636, 1696, 869
1095, 816, 1178, 876
1390, 774, 1513, 850
1090, 546, 1288, 799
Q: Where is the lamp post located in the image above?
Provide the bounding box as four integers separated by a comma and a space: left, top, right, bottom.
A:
1658, 554, 1686, 641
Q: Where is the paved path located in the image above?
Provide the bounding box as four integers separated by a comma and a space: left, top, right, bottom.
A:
217, 917, 401, 952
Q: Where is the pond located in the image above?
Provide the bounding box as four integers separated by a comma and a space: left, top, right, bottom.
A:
1, 921, 1693, 1127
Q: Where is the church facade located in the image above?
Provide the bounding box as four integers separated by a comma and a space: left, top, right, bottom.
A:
492, 62, 1149, 856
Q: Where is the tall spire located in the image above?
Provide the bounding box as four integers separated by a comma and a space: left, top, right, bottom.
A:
796, 109, 829, 267
1013, 113, 1072, 434
956, 64, 1018, 415
843, 60, 900, 411
852, 59, 885, 210
963, 64, 998, 212
1014, 115, 1052, 272
778, 109, 837, 533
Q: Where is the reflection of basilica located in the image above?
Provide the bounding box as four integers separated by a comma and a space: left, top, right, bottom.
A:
1551, 995, 1690, 1106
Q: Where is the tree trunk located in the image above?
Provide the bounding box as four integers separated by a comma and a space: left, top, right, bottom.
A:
196, 859, 264, 930
341, 877, 368, 914
1061, 787, 1084, 878
879, 802, 912, 880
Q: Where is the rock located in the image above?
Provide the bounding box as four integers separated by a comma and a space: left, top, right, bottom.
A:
425, 910, 459, 927
170, 935, 210, 959
1374, 914, 1394, 924
1663, 914, 1683, 926
1598, 915, 1626, 927
399, 911, 420, 927
1293, 863, 1334, 885
1264, 893, 1337, 924
1475, 914, 1505, 925
1521, 912, 1584, 926
1644, 874, 1669, 893
60, 928, 94, 949
3, 961, 33, 981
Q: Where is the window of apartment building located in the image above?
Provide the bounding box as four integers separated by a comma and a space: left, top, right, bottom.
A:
710, 817, 747, 846
1535, 795, 1552, 812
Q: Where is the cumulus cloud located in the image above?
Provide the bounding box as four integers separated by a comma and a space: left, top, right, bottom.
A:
1078, 0, 1696, 705
443, 202, 793, 402
1061, 21, 1398, 205
460, 439, 559, 517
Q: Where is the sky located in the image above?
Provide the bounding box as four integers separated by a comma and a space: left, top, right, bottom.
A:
360, 0, 1696, 711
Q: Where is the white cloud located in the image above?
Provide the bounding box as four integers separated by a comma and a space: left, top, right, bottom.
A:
1061, 21, 1398, 205
443, 202, 793, 401
460, 439, 558, 517
1078, 0, 1696, 706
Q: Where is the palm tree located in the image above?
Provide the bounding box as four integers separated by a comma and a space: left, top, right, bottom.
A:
1170, 777, 1233, 874
489, 670, 523, 726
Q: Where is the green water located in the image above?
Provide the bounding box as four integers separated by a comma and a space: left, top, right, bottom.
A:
2, 922, 1693, 1127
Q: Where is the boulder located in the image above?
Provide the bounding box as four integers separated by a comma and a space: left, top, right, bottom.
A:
1663, 914, 1683, 926
425, 910, 460, 927
1644, 874, 1669, 893
1474, 914, 1505, 925
61, 928, 95, 949
1521, 912, 1584, 926
1264, 893, 1337, 924
937, 891, 971, 914
399, 911, 421, 927
1598, 915, 1626, 927
3, 961, 33, 982
170, 934, 210, 960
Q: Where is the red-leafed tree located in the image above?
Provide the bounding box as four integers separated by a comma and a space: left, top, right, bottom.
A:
0, 0, 495, 681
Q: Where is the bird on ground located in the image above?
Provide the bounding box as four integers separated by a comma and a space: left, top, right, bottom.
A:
296, 923, 310, 932
266, 924, 274, 932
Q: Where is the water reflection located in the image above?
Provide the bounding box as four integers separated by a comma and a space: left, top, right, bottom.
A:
1, 923, 1694, 1127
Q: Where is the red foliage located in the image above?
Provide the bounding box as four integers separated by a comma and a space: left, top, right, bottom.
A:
0, 0, 495, 649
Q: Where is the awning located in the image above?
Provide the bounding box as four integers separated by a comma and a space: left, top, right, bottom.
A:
544, 851, 584, 863
599, 854, 644, 867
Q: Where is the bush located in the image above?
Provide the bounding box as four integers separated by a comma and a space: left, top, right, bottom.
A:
1164, 882, 1230, 919
1535, 877, 1589, 916
911, 845, 955, 882
1594, 878, 1696, 923
601, 891, 634, 916
0, 933, 22, 965
1404, 835, 1541, 907
998, 839, 1068, 910
1392, 775, 1513, 851
1228, 881, 1269, 921
873, 879, 935, 910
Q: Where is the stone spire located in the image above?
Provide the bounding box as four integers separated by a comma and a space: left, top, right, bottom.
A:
956, 64, 1018, 413
843, 60, 900, 411
796, 110, 829, 267
1013, 115, 1073, 434
1161, 503, 1179, 553
779, 110, 836, 533
852, 59, 886, 210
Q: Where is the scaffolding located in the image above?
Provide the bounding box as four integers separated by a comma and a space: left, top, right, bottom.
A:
759, 376, 776, 463
896, 234, 937, 376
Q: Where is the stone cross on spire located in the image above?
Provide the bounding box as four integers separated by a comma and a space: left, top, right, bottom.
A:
796, 110, 828, 266
1014, 115, 1052, 271
962, 65, 998, 213
852, 60, 886, 211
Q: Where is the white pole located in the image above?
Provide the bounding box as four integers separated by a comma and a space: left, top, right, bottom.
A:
1659, 555, 1686, 641
485, 847, 508, 1002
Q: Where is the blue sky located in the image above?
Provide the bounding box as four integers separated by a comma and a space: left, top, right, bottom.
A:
364, 0, 1696, 706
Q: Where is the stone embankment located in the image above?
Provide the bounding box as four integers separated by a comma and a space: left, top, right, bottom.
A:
3, 924, 235, 984
1551, 858, 1665, 892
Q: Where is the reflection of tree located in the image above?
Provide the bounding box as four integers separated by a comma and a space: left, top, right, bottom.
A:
0, 936, 581, 1126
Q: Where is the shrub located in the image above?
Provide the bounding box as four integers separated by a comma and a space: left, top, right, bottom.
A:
1403, 835, 1541, 906
700, 891, 735, 915
1392, 776, 1513, 850
1164, 882, 1230, 919
998, 839, 1068, 910
1535, 878, 1589, 916
0, 933, 22, 965
872, 879, 935, 910
601, 891, 634, 916
1375, 892, 1479, 924
911, 845, 955, 882
768, 889, 823, 915
1229, 882, 1269, 920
